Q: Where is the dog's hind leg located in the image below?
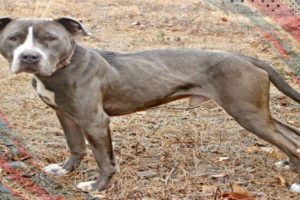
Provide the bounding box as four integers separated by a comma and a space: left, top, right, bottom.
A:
229, 111, 300, 192
44, 111, 87, 176
272, 118, 300, 192
210, 63, 300, 192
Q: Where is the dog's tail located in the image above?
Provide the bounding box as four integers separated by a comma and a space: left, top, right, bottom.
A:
243, 55, 300, 104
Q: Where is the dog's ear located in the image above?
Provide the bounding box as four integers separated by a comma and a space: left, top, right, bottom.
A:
0, 17, 13, 32
55, 17, 92, 36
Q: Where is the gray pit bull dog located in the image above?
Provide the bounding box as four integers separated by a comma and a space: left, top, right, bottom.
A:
0, 17, 300, 192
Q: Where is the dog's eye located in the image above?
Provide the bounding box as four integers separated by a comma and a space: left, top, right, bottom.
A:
8, 36, 18, 42
47, 36, 58, 42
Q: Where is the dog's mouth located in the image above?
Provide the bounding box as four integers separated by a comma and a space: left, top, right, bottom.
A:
11, 63, 55, 76
11, 63, 39, 74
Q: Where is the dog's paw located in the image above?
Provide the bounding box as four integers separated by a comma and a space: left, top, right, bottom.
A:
76, 181, 97, 191
44, 163, 70, 176
274, 160, 290, 170
290, 183, 300, 193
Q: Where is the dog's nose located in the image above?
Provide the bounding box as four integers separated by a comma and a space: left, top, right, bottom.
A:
20, 51, 41, 64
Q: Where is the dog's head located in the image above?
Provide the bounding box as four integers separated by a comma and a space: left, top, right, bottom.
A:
0, 17, 91, 76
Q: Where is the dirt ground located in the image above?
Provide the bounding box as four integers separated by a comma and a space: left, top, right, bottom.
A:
0, 0, 300, 199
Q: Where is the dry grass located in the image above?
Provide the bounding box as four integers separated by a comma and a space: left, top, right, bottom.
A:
0, 0, 300, 199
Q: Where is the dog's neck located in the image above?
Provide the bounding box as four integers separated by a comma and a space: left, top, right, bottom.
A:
56, 45, 76, 70
34, 44, 88, 82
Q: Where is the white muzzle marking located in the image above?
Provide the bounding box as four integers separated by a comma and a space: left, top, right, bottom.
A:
11, 26, 47, 74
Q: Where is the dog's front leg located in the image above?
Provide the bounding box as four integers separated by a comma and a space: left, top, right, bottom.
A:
44, 110, 87, 176
76, 106, 116, 191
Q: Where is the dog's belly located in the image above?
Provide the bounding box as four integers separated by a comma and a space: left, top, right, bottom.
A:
103, 86, 211, 116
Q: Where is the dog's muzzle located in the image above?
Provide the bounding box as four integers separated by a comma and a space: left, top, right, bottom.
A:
15, 50, 42, 73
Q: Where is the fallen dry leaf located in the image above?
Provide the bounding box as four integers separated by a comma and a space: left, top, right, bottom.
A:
278, 96, 288, 106
202, 184, 218, 195
221, 183, 256, 200
90, 191, 106, 199
212, 173, 227, 179
221, 192, 255, 200
260, 147, 273, 153
221, 17, 228, 22
246, 146, 275, 154
276, 175, 287, 187
218, 156, 230, 162
232, 183, 250, 196
246, 146, 259, 154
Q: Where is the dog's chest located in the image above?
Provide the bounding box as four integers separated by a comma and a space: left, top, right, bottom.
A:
33, 76, 57, 107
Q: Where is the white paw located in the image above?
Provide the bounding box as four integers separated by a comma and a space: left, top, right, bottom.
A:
274, 160, 290, 170
76, 181, 97, 191
290, 183, 300, 193
44, 163, 70, 176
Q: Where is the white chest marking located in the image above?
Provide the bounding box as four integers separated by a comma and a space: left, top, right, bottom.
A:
34, 76, 57, 106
